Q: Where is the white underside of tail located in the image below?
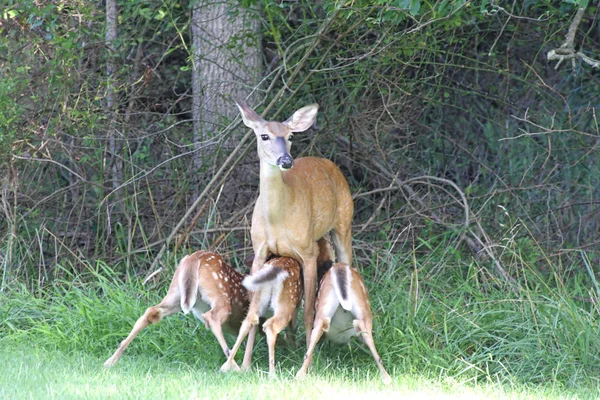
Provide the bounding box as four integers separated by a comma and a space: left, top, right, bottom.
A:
332, 264, 353, 311
243, 263, 289, 316
242, 264, 288, 292
179, 256, 199, 315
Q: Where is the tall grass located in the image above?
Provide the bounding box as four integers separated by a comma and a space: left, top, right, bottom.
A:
2, 235, 600, 398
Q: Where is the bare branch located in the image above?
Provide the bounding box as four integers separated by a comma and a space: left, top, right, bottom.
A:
547, 8, 599, 72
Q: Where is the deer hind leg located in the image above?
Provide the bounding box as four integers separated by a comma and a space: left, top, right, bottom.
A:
220, 295, 261, 373
263, 314, 294, 377
284, 306, 300, 349
202, 299, 235, 360
104, 296, 181, 368
331, 225, 353, 266
353, 319, 392, 385
296, 317, 330, 379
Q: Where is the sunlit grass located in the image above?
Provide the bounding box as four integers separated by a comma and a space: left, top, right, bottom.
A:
1, 246, 600, 399
0, 344, 593, 400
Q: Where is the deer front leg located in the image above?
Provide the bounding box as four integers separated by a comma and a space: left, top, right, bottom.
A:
241, 324, 257, 371
302, 255, 318, 346
220, 318, 253, 373
250, 244, 269, 274
331, 226, 353, 266
220, 296, 261, 373
202, 302, 240, 369
284, 306, 300, 349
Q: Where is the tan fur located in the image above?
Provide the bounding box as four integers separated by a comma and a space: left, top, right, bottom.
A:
220, 257, 302, 376
237, 101, 354, 347
104, 251, 252, 368
296, 263, 392, 385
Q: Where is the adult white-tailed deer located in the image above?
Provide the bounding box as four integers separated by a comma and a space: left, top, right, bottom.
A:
296, 262, 392, 385
104, 250, 252, 368
236, 101, 354, 345
220, 256, 302, 376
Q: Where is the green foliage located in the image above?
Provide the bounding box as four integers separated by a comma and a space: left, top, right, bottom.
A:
564, 0, 590, 8
2, 0, 599, 344
2, 252, 600, 392
0, 77, 23, 162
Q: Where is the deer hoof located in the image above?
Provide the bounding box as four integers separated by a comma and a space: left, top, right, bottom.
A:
220, 362, 232, 373
382, 374, 392, 385
295, 369, 307, 380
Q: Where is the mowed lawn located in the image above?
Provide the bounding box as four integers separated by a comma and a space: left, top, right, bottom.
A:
0, 344, 592, 400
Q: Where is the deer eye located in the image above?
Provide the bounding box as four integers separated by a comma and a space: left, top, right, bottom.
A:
288, 135, 294, 142
260, 134, 269, 141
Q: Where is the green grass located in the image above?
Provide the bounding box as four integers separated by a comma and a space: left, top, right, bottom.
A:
0, 344, 594, 400
1, 254, 600, 399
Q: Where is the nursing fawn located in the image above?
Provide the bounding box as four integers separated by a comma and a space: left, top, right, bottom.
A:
296, 262, 392, 385
220, 256, 302, 376
104, 251, 251, 368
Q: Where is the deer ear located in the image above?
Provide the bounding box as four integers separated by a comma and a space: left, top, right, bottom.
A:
283, 104, 319, 132
235, 100, 266, 131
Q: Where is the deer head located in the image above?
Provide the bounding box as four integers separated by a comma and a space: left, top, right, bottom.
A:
236, 101, 319, 171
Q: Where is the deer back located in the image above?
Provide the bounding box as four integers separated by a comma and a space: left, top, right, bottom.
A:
177, 251, 249, 330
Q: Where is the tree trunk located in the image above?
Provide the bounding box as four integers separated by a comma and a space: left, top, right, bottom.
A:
105, 0, 122, 199
190, 1, 261, 172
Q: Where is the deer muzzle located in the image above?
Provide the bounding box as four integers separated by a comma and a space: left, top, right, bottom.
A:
277, 154, 294, 170
273, 137, 294, 170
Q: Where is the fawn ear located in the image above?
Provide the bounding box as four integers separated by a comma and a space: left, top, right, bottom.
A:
283, 104, 319, 132
235, 100, 266, 131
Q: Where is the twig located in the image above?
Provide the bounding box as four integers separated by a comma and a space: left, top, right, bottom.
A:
173, 198, 211, 253
487, 1, 549, 22
547, 8, 599, 72
357, 172, 399, 235
338, 135, 516, 284
13, 155, 86, 181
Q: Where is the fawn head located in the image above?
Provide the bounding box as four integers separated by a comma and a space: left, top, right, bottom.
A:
235, 101, 319, 171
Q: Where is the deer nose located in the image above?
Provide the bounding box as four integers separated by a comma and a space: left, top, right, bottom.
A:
277, 154, 294, 170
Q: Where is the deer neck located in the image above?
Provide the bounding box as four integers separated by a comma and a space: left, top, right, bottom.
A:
259, 160, 290, 223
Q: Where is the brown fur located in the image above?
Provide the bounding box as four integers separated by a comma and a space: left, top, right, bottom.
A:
104, 251, 251, 368
237, 101, 354, 347
221, 256, 302, 376
296, 263, 392, 385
